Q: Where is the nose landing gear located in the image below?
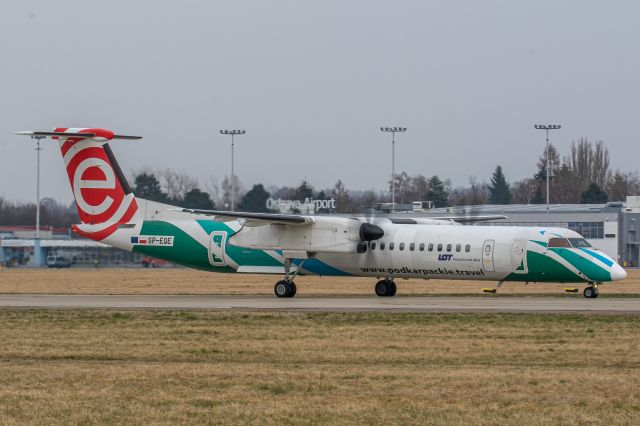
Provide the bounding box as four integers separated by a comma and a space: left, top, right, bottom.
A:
375, 279, 397, 297
583, 283, 599, 299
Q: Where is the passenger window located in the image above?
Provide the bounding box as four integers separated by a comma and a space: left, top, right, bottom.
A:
380, 242, 385, 250
410, 243, 415, 251
419, 243, 425, 251
446, 244, 452, 252
548, 238, 571, 248
371, 242, 376, 250
437, 244, 443, 252
389, 242, 395, 250
399, 243, 405, 251
428, 243, 434, 252
456, 244, 461, 252
465, 244, 471, 252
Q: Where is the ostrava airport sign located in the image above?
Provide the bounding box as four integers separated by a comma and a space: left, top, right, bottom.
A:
266, 198, 336, 213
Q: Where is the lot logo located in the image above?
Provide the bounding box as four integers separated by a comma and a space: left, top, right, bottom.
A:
438, 254, 454, 261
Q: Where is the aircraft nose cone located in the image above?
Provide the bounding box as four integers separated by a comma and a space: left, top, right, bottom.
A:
611, 263, 627, 281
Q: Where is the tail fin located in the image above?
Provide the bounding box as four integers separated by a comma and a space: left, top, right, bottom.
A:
14, 127, 142, 241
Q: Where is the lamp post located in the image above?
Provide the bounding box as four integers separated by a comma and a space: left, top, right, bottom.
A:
32, 134, 45, 266
380, 127, 407, 212
219, 129, 246, 211
534, 124, 561, 211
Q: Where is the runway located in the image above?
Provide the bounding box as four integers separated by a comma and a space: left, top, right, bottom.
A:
0, 294, 639, 313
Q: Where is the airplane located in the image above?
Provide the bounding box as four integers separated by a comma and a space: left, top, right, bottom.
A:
13, 127, 627, 299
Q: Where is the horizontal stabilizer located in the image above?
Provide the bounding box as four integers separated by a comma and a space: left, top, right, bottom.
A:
12, 130, 142, 140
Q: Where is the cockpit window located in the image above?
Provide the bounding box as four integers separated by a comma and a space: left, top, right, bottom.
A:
548, 238, 571, 248
569, 238, 592, 248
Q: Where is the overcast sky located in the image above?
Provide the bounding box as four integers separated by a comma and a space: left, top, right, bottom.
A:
1, 0, 639, 203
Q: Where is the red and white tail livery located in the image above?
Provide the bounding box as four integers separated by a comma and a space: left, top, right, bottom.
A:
53, 128, 139, 240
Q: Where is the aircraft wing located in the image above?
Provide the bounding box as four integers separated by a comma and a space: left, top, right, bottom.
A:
430, 215, 507, 223
180, 208, 315, 226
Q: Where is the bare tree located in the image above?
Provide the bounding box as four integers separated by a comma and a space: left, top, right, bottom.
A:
567, 138, 611, 192
511, 178, 537, 204
161, 169, 199, 201
607, 171, 640, 201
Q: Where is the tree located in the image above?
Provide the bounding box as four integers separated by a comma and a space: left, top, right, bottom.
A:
580, 183, 608, 204
294, 180, 314, 201
607, 171, 640, 201
332, 179, 351, 212
531, 184, 544, 204
133, 172, 166, 203
181, 188, 215, 209
239, 184, 272, 212
221, 175, 245, 209
488, 165, 512, 204
426, 175, 449, 208
510, 178, 537, 204
161, 169, 198, 202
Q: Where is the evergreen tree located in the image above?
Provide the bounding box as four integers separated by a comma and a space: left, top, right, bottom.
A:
239, 184, 272, 212
133, 172, 166, 203
426, 175, 449, 208
488, 165, 512, 204
580, 183, 608, 204
181, 188, 215, 209
294, 180, 314, 201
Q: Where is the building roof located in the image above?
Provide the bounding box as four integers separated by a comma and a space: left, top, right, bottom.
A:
1, 239, 108, 248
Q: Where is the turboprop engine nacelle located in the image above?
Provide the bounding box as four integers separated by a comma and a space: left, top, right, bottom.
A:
228, 216, 365, 253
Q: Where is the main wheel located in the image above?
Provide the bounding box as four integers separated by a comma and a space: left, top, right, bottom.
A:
274, 280, 293, 298
290, 282, 297, 297
583, 286, 596, 299
388, 281, 397, 297
375, 280, 396, 297
375, 280, 389, 297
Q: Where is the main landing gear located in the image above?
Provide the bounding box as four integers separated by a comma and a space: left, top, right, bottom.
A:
583, 283, 599, 299
375, 279, 397, 297
274, 258, 305, 298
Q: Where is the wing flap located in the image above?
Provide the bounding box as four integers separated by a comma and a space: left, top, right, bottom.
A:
181, 209, 314, 225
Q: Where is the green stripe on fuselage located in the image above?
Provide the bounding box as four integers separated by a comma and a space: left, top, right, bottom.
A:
551, 247, 611, 282
505, 250, 584, 283
132, 220, 234, 272
195, 220, 283, 268
132, 220, 284, 272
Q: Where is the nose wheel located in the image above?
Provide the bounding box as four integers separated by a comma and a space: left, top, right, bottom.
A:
583, 285, 599, 299
375, 279, 397, 297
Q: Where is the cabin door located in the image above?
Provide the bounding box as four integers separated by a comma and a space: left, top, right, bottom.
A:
511, 239, 528, 274
482, 239, 495, 272
209, 231, 227, 266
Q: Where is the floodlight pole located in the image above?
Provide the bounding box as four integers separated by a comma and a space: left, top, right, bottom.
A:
219, 129, 246, 211
380, 127, 407, 213
534, 124, 561, 212
32, 135, 45, 266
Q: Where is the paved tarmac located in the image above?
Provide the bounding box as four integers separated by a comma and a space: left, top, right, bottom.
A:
0, 294, 639, 313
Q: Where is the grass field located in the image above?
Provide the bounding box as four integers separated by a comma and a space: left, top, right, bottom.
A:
0, 310, 638, 424
0, 268, 639, 296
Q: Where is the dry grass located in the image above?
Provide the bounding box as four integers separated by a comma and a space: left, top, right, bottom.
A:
0, 267, 639, 296
0, 310, 638, 424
